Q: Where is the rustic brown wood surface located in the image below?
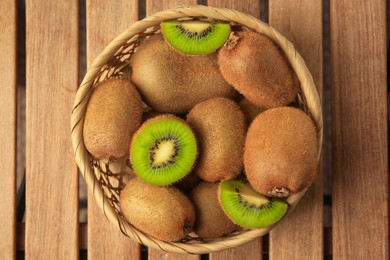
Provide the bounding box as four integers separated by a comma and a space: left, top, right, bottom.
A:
86, 0, 141, 259
145, 1, 200, 259
0, 0, 17, 259
2, 0, 389, 258
331, 0, 388, 259
268, 0, 324, 259
25, 1, 79, 259
207, 0, 262, 257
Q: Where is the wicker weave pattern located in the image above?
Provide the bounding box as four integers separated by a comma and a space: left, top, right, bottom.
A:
71, 5, 323, 254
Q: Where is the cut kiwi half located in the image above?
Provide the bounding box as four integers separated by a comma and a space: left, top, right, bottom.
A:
130, 115, 197, 186
161, 20, 230, 55
219, 180, 288, 228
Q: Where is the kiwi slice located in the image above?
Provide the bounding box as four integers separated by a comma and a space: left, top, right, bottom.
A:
161, 20, 230, 55
130, 115, 197, 186
219, 180, 288, 228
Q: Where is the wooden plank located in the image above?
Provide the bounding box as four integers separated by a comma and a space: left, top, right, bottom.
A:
25, 1, 79, 259
86, 1, 141, 259
207, 0, 262, 258
145, 0, 198, 258
330, 0, 388, 258
0, 0, 17, 259
268, 1, 323, 259
210, 239, 262, 260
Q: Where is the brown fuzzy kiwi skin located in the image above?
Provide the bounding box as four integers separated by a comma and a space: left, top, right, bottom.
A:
239, 98, 266, 125
83, 78, 143, 159
187, 98, 246, 182
244, 107, 318, 197
190, 182, 240, 239
129, 34, 237, 114
218, 31, 300, 108
119, 177, 196, 242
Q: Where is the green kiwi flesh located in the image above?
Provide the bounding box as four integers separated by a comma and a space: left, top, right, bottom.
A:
244, 107, 318, 197
120, 178, 195, 242
186, 98, 246, 182
161, 20, 230, 55
130, 115, 197, 186
129, 34, 237, 113
218, 31, 299, 108
191, 182, 239, 239
83, 78, 143, 159
219, 180, 288, 228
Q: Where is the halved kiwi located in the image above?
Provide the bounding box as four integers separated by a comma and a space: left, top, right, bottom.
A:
130, 115, 197, 186
161, 20, 230, 55
219, 180, 288, 228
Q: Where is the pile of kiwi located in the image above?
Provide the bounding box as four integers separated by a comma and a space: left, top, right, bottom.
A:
83, 19, 319, 243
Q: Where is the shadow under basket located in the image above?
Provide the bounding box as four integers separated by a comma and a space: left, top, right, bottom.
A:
71, 5, 323, 254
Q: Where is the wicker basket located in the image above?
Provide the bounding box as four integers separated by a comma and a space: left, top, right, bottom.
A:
71, 5, 323, 254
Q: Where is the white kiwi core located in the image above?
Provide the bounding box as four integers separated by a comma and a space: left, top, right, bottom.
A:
152, 140, 177, 166
240, 186, 270, 207
180, 21, 212, 33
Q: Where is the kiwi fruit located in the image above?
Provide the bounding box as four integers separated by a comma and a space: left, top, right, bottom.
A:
187, 98, 246, 182
244, 107, 318, 197
83, 78, 143, 159
130, 114, 197, 186
190, 182, 239, 238
218, 31, 300, 108
219, 180, 288, 228
120, 177, 195, 242
161, 20, 230, 55
129, 34, 237, 113
239, 98, 266, 125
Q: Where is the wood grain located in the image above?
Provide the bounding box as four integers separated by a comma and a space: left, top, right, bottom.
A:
330, 0, 388, 258
210, 239, 262, 260
146, 0, 197, 15
86, 0, 141, 259
268, 1, 323, 259
0, 0, 17, 259
145, 0, 198, 258
208, 0, 261, 18
25, 1, 79, 259
207, 0, 262, 258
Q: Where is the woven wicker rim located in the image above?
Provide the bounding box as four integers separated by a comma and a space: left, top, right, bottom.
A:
71, 5, 323, 254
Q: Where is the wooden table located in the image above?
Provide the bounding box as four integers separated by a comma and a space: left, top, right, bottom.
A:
0, 0, 388, 259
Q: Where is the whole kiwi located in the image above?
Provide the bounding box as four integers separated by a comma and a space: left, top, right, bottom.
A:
244, 107, 318, 197
130, 34, 237, 113
120, 177, 195, 242
218, 31, 299, 108
187, 98, 246, 182
190, 182, 239, 239
83, 79, 143, 159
